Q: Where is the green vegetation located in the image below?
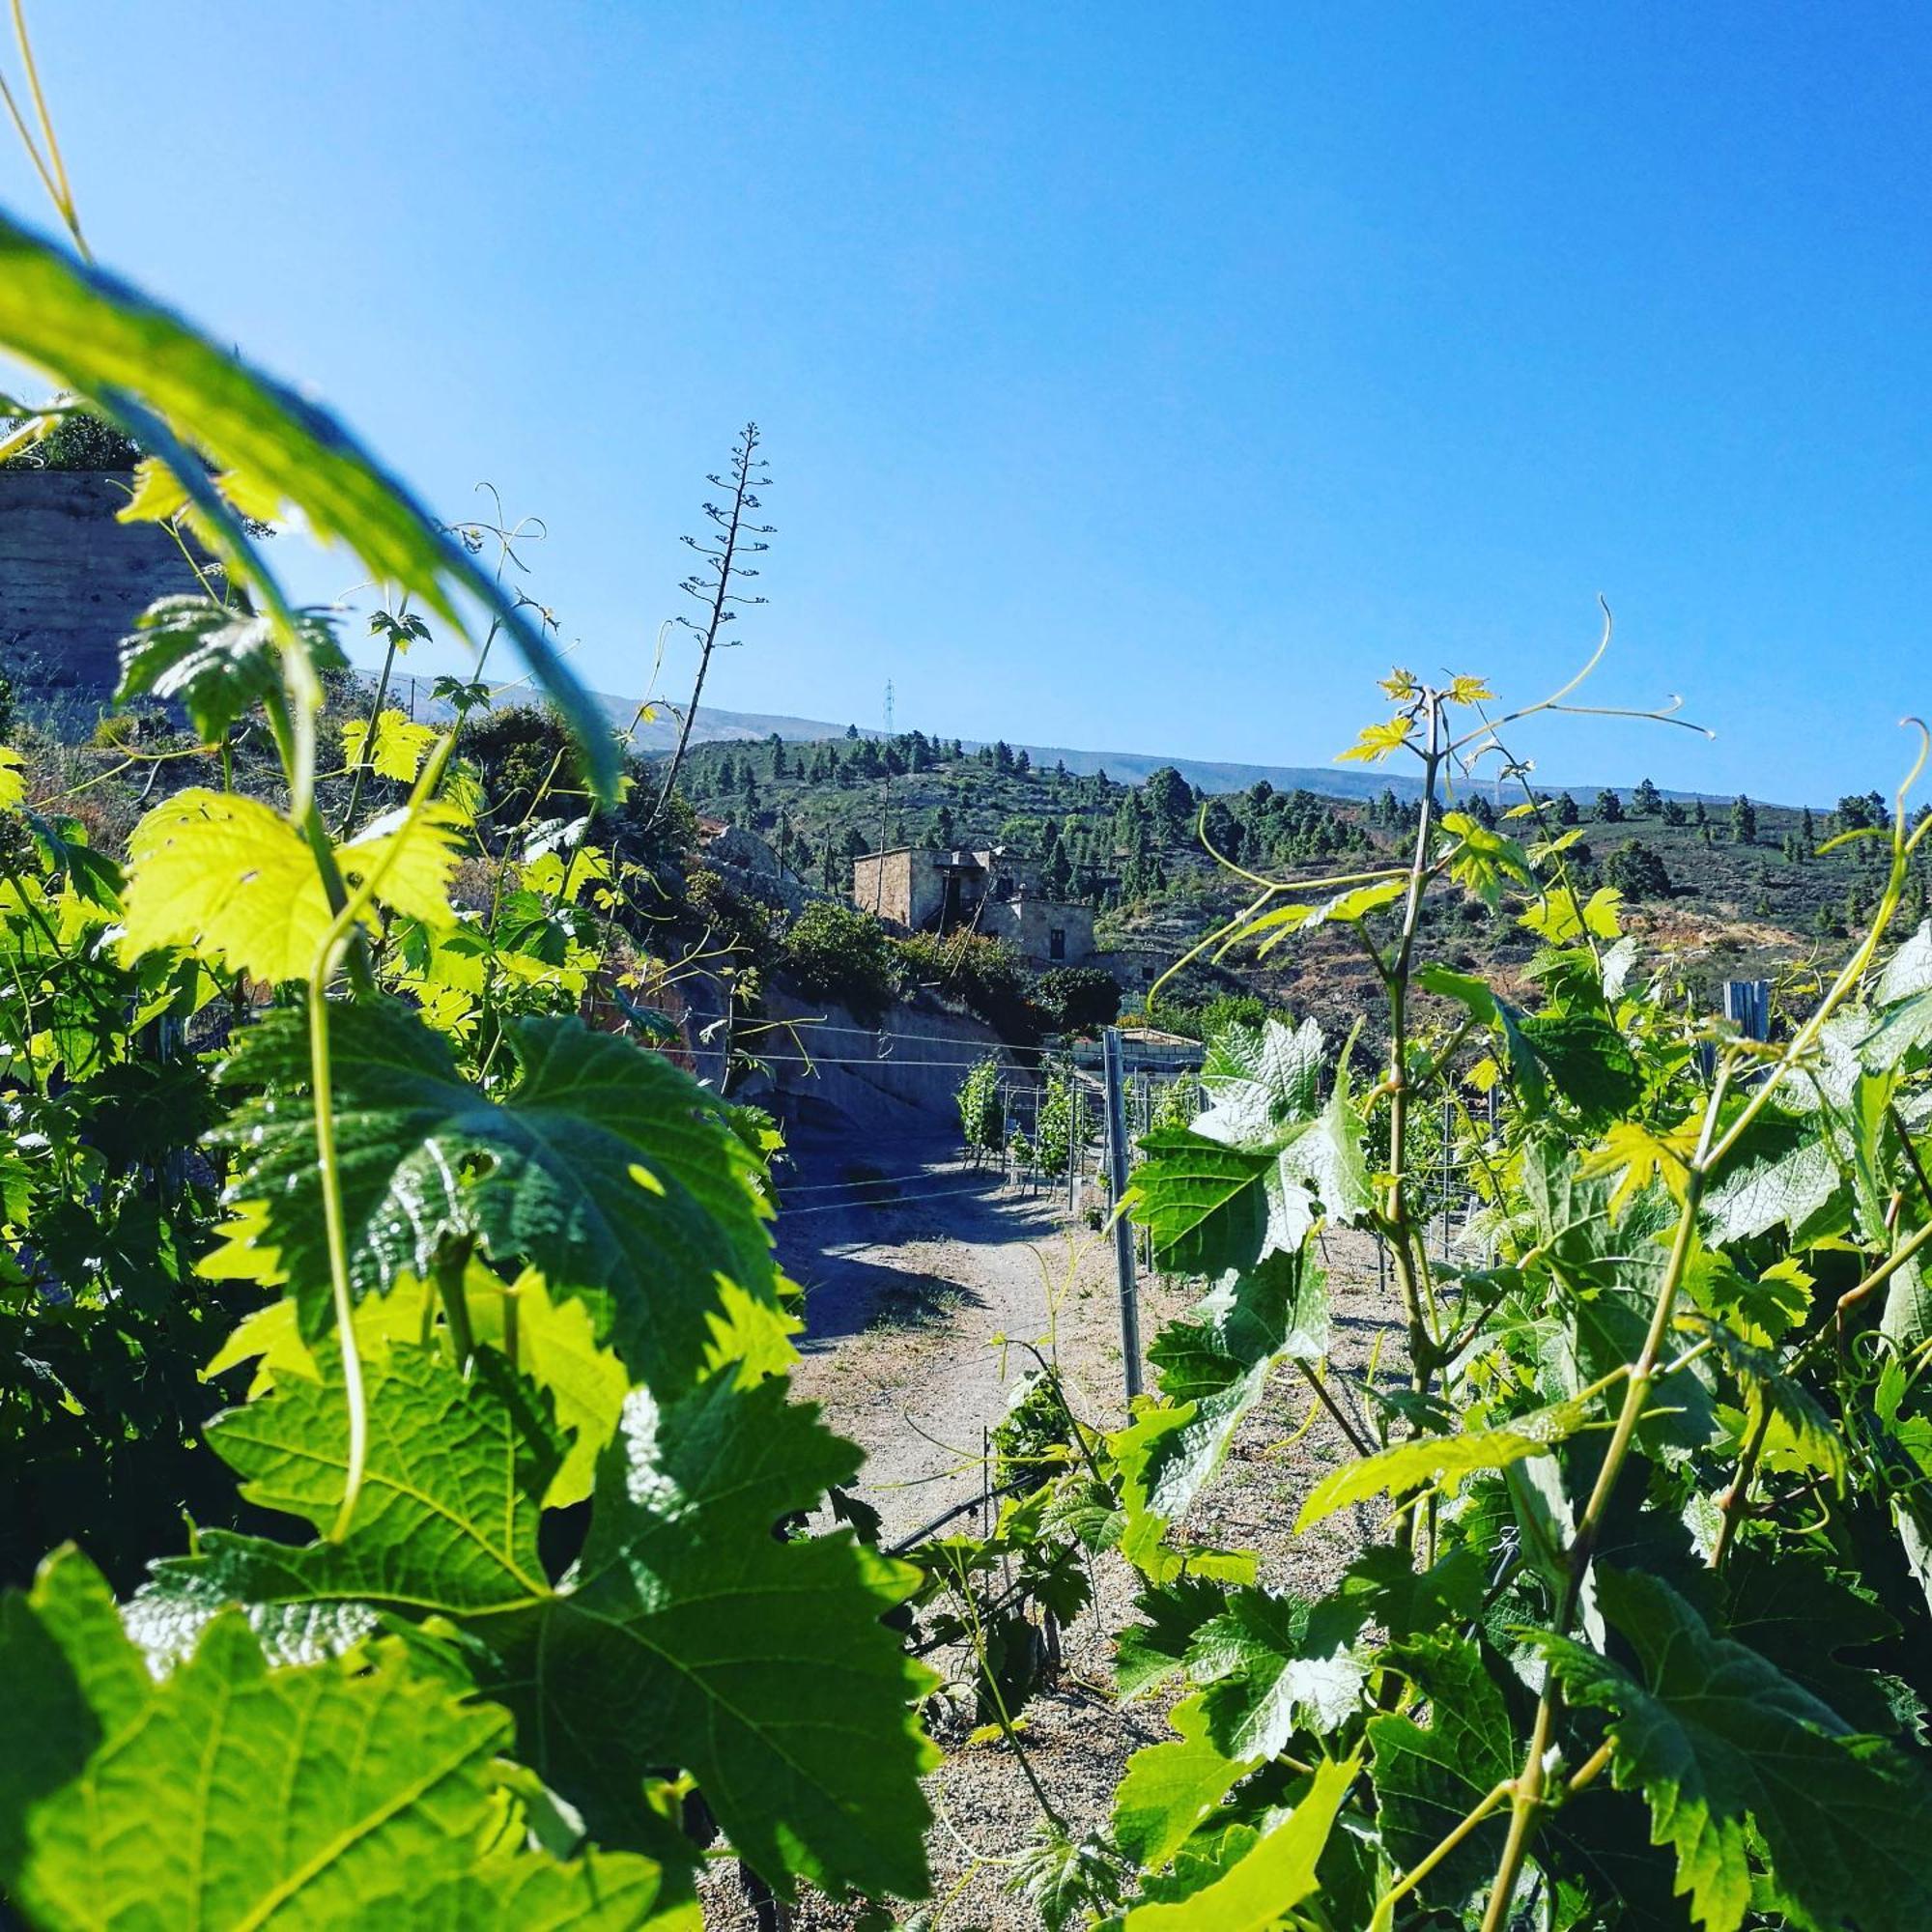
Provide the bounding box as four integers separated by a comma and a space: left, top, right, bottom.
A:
5, 30, 1932, 1932
957, 1053, 1006, 1155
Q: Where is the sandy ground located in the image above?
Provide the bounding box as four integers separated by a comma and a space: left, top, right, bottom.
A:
698, 1125, 1409, 1931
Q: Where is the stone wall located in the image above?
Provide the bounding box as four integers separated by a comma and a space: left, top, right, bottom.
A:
751, 985, 1013, 1131
0, 471, 208, 715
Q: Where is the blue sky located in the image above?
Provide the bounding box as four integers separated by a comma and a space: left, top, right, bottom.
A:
10, 3, 1931, 801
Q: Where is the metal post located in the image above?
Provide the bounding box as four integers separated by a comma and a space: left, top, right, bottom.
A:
1440, 1096, 1454, 1260
1723, 979, 1772, 1042
1066, 1065, 1080, 1217
1103, 1028, 1145, 1399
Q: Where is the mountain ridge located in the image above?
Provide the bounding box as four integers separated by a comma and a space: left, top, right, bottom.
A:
387, 675, 1761, 807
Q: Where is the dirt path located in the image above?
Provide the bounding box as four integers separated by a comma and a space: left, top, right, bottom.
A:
778, 1127, 1140, 1544
700, 1123, 1408, 1931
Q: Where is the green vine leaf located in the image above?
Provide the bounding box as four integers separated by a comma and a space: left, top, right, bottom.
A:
1296, 1394, 1596, 1531
469, 1375, 939, 1900
1112, 1693, 1256, 1872
1187, 1587, 1371, 1757
116, 594, 347, 742
1148, 1250, 1329, 1404
213, 1000, 781, 1390
1131, 1017, 1366, 1274
182, 1341, 564, 1619
1367, 1634, 1518, 1917
1531, 1568, 1932, 1932
1121, 1752, 1359, 1929
0, 213, 618, 801
0, 1548, 674, 1930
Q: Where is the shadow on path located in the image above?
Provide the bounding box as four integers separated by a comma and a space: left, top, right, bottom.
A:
776, 1127, 1070, 1348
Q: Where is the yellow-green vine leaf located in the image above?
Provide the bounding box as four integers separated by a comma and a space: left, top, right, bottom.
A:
342, 708, 440, 782
1338, 717, 1413, 765
339, 798, 466, 927
1122, 1751, 1359, 1929
1438, 811, 1534, 908
1296, 1395, 1596, 1531
1520, 884, 1624, 943
122, 788, 463, 979
122, 789, 329, 981
0, 747, 26, 812
0, 213, 618, 802
1577, 1118, 1701, 1217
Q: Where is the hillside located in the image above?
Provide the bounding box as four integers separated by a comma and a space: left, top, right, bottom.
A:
386, 673, 1744, 807
668, 727, 1927, 1036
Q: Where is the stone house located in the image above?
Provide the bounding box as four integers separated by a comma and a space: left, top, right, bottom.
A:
850, 844, 1096, 968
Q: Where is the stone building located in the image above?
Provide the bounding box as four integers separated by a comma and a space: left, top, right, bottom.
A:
850, 844, 1096, 968
0, 469, 208, 719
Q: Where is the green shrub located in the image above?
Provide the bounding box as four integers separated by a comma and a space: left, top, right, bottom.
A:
1605, 836, 1671, 901
781, 899, 899, 1022
1031, 965, 1121, 1035
893, 928, 1031, 1034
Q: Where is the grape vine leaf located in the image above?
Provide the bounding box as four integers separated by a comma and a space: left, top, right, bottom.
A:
1113, 1694, 1257, 1872
187, 1340, 562, 1618
469, 1373, 939, 1900
139, 1358, 936, 1900
1148, 1250, 1329, 1403
0, 212, 619, 801
1517, 1011, 1644, 1125
1121, 1752, 1359, 1930
1719, 1549, 1908, 1737
1187, 1586, 1371, 1757
213, 999, 779, 1390
123, 790, 464, 982
1531, 1567, 1932, 1932
116, 594, 348, 741
343, 708, 440, 782
0, 1547, 675, 1930
210, 1268, 626, 1511
1128, 1133, 1277, 1276
1112, 1358, 1269, 1547
1132, 1018, 1367, 1273
1703, 1116, 1844, 1244
1367, 1634, 1518, 1918
1417, 963, 1548, 1110
1116, 1577, 1230, 1699
1297, 1394, 1595, 1530
1196, 1017, 1325, 1136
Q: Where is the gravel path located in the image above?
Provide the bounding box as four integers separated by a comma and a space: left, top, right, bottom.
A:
699, 1126, 1408, 1930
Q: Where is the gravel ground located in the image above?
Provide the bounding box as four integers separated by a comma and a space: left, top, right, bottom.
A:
697, 1126, 1410, 1930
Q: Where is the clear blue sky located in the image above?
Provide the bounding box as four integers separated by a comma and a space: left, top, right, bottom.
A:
12, 3, 1931, 801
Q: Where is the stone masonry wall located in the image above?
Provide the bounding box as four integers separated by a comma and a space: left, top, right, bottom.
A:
0, 471, 208, 712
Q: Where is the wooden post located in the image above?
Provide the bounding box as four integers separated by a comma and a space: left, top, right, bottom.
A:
1103, 1028, 1144, 1399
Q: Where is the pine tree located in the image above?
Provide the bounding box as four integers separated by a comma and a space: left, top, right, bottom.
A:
1730, 794, 1758, 844
1554, 792, 1580, 826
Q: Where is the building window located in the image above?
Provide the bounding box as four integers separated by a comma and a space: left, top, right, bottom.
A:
1049, 927, 1065, 961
